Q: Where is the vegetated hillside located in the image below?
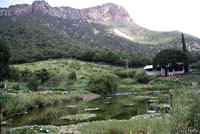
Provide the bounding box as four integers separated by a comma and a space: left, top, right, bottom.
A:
0, 1, 200, 64
11, 58, 142, 92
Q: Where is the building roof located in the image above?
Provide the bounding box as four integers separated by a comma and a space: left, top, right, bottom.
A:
143, 65, 153, 70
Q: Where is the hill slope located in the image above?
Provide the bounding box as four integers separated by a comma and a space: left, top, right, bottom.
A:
0, 1, 200, 63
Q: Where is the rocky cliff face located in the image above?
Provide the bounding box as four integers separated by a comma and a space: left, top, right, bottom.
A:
0, 1, 133, 23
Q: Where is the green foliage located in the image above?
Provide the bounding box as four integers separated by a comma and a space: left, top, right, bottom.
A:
120, 78, 137, 85
2, 12, 199, 67
35, 69, 50, 85
68, 71, 77, 80
0, 92, 83, 118
1, 94, 25, 117
0, 94, 13, 108
143, 84, 170, 91
27, 76, 40, 91
171, 93, 200, 130
8, 67, 21, 82
0, 38, 11, 81
182, 33, 187, 52
78, 118, 170, 134
153, 49, 188, 68
20, 68, 33, 82
178, 71, 200, 86
136, 71, 150, 84
188, 97, 200, 130
80, 50, 95, 62
0, 81, 4, 88
12, 83, 20, 90
196, 61, 200, 70
88, 73, 119, 94
129, 53, 152, 67
114, 69, 136, 78
153, 49, 188, 75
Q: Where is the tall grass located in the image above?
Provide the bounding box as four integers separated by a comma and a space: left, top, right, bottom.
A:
170, 92, 200, 130
0, 92, 82, 119
78, 118, 171, 134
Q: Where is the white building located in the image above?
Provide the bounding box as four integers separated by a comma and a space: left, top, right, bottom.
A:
143, 64, 185, 76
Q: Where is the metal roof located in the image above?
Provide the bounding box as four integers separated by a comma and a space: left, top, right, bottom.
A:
143, 65, 153, 70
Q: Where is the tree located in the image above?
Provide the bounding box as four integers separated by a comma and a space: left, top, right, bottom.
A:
182, 33, 187, 52
153, 49, 188, 76
27, 76, 40, 91
8, 67, 21, 82
80, 50, 95, 62
35, 69, 49, 86
0, 38, 11, 88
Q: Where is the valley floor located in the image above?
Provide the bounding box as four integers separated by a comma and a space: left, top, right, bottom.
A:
1, 59, 200, 134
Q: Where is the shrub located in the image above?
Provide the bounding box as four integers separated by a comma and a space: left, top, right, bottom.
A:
34, 96, 45, 107
170, 92, 200, 130
1, 95, 25, 117
27, 76, 40, 91
187, 96, 200, 130
88, 73, 119, 94
68, 71, 77, 80
120, 78, 137, 85
136, 71, 150, 84
114, 69, 136, 78
0, 82, 4, 89
12, 84, 20, 90
0, 94, 13, 108
143, 84, 170, 91
195, 61, 200, 70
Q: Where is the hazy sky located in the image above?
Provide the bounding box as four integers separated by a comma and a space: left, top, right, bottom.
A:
0, 0, 200, 38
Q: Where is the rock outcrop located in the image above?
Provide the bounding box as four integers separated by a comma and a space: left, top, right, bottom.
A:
0, 1, 133, 24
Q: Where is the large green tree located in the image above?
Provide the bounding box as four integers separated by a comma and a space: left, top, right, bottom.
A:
153, 49, 188, 76
35, 69, 49, 86
0, 38, 11, 87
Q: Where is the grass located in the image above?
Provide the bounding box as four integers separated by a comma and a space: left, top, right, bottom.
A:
0, 91, 83, 119
11, 58, 142, 92
2, 59, 200, 134
12, 58, 198, 93
170, 91, 200, 130
77, 89, 200, 134
78, 118, 171, 134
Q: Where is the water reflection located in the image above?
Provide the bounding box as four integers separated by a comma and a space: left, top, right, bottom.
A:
6, 92, 170, 127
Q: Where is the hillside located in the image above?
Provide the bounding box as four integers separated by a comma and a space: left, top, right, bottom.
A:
0, 1, 200, 63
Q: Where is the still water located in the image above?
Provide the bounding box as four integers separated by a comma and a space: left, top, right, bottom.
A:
6, 92, 170, 127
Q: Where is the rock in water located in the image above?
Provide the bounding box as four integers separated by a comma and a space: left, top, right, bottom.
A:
59, 114, 96, 121
85, 108, 100, 111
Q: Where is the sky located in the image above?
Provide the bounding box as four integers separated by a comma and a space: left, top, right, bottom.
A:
0, 0, 200, 38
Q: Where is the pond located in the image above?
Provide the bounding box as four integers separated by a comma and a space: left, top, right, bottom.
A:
5, 91, 171, 128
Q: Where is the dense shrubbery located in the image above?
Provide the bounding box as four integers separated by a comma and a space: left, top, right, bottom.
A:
196, 61, 200, 70
188, 97, 200, 130
0, 92, 82, 118
88, 73, 119, 94
120, 78, 137, 85
136, 71, 150, 84
114, 69, 136, 78
68, 71, 77, 80
171, 93, 200, 130
143, 84, 170, 91
12, 84, 20, 90
27, 76, 40, 91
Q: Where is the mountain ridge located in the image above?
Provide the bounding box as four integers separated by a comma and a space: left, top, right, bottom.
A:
0, 1, 200, 64
0, 1, 133, 24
